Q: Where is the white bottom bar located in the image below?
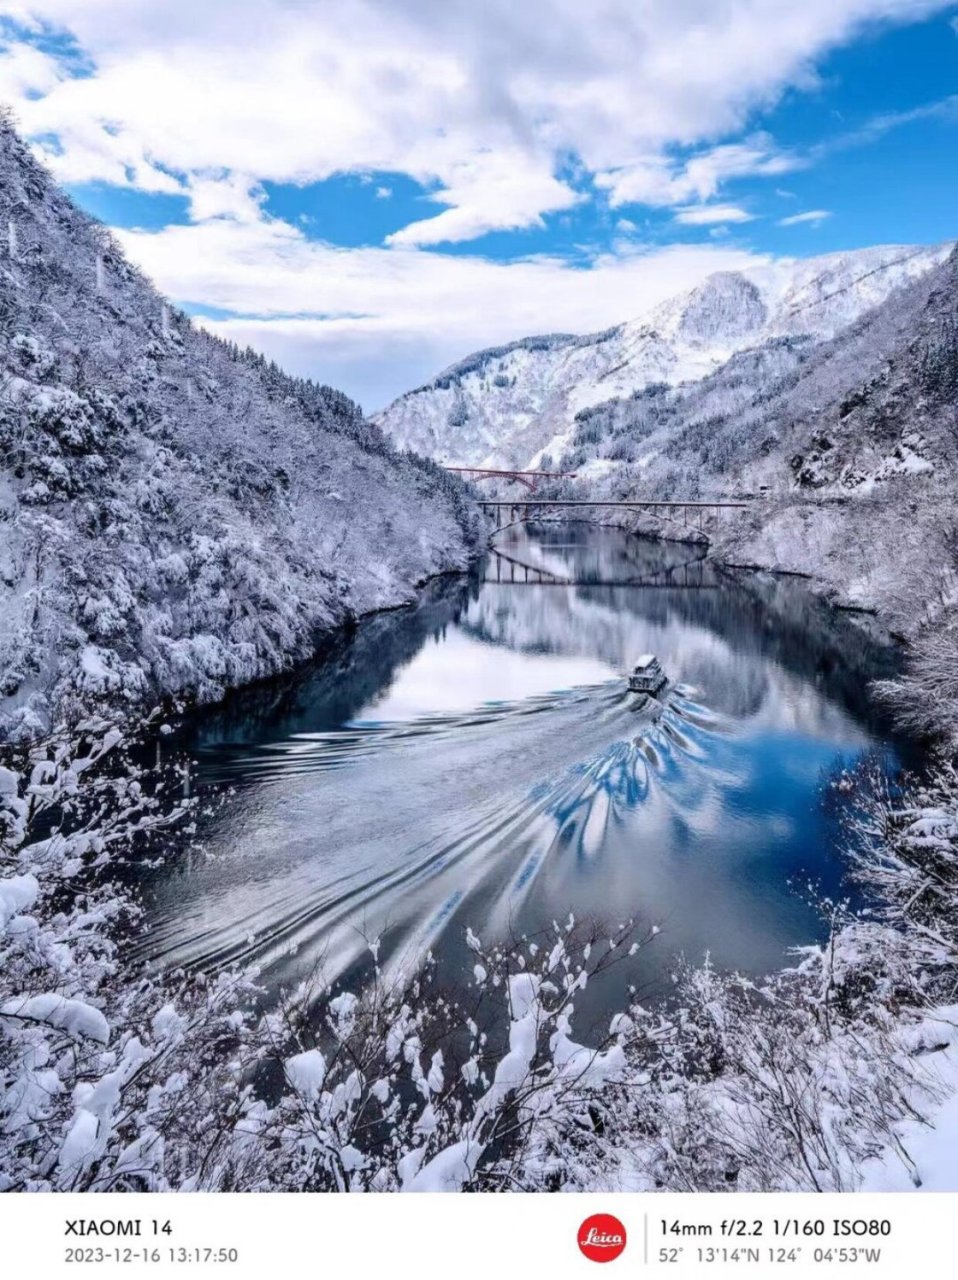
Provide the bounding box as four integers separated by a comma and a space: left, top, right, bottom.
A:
2, 1191, 955, 1279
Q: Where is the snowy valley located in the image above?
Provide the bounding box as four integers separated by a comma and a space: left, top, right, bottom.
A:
378, 236, 958, 729
2, 108, 958, 1200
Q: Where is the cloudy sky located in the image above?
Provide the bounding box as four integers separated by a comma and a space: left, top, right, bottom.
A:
1, 1, 956, 409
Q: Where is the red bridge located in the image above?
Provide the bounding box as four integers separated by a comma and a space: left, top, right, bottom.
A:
443, 465, 578, 492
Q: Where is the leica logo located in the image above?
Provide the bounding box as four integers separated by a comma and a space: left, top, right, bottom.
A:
582, 1228, 623, 1247
577, 1214, 627, 1263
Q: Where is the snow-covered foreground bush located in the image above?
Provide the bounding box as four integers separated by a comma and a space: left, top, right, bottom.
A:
872, 518, 958, 751
2, 723, 958, 1192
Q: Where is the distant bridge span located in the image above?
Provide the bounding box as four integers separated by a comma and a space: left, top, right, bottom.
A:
475, 498, 751, 536
442, 465, 750, 534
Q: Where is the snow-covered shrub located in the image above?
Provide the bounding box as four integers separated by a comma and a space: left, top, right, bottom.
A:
917, 314, 958, 406
872, 522, 958, 746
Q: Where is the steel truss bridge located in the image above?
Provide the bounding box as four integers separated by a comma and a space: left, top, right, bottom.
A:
474, 498, 750, 536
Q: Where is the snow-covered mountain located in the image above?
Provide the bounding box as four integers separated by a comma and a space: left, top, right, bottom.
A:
560, 240, 958, 624
0, 114, 482, 740
566, 241, 958, 499
374, 244, 952, 472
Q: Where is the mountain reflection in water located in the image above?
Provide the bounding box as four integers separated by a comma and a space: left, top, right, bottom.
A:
134, 526, 916, 1026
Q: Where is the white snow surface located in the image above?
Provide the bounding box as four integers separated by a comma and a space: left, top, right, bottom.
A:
0, 873, 39, 928
284, 1048, 328, 1098
859, 1007, 958, 1192
0, 992, 109, 1043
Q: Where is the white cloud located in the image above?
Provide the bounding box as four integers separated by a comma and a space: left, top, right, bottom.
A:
1, 1, 950, 407
375, 186, 392, 199
187, 172, 265, 223
778, 208, 832, 226
385, 150, 582, 246
0, 34, 64, 98
113, 214, 767, 408
597, 135, 800, 208
0, 0, 951, 242
674, 203, 756, 225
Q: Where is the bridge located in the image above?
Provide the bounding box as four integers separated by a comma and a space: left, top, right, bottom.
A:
475, 498, 750, 536
443, 464, 750, 535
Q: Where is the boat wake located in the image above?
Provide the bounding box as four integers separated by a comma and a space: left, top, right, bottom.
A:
135, 681, 739, 994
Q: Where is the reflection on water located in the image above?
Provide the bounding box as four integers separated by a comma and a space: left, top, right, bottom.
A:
135, 527, 916, 1027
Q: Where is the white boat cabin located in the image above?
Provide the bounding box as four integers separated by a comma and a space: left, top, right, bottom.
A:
628, 654, 667, 695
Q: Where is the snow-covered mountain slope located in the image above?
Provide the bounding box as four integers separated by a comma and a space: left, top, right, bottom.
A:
0, 115, 482, 741
568, 242, 958, 501
374, 244, 952, 471
558, 241, 958, 621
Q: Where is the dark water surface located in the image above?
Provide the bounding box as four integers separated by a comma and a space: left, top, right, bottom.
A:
135, 527, 916, 1029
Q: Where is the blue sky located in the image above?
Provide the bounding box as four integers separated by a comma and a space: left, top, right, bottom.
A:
0, 1, 956, 409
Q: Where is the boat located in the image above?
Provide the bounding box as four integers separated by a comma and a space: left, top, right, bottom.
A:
628, 654, 667, 695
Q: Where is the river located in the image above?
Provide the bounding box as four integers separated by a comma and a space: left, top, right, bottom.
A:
133, 526, 918, 1034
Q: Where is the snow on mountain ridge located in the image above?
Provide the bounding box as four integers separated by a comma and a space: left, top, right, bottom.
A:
375, 243, 953, 472
422, 329, 615, 391
675, 272, 768, 345
554, 243, 958, 571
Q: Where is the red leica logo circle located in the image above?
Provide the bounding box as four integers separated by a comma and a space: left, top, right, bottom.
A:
577, 1213, 627, 1263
